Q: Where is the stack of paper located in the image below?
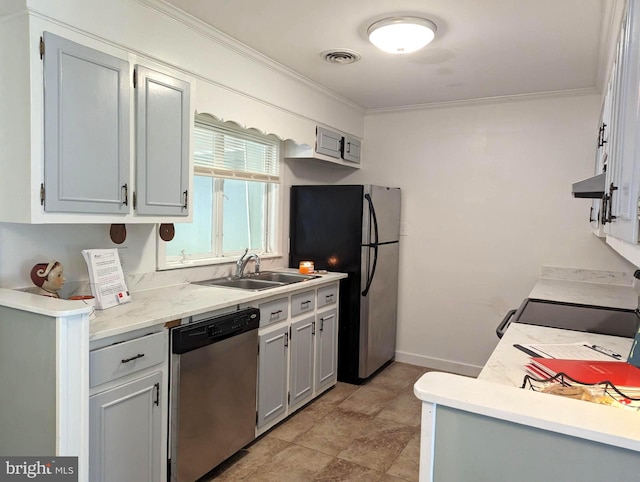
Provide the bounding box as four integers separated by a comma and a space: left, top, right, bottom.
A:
82, 248, 131, 310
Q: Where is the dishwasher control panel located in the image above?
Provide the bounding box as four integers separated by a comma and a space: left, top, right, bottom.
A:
172, 307, 260, 354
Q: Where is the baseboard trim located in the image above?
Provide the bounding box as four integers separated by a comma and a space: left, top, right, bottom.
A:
395, 350, 482, 378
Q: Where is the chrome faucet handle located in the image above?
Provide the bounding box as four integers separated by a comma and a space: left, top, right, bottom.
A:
235, 248, 249, 278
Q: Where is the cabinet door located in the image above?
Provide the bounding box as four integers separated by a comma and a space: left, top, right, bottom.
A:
43, 32, 130, 214
89, 371, 161, 482
135, 66, 191, 216
257, 325, 288, 428
289, 316, 315, 409
315, 309, 338, 393
608, 2, 640, 243
316, 126, 342, 159
342, 135, 361, 164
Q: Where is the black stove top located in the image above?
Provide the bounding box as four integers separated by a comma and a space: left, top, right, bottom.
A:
497, 298, 640, 339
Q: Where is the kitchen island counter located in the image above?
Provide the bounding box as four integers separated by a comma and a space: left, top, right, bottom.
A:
414, 323, 640, 481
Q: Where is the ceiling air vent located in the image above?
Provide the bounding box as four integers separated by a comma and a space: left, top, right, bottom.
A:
322, 49, 362, 65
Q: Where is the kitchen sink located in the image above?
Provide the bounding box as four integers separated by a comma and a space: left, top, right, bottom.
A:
251, 271, 320, 283
195, 278, 284, 291
194, 271, 320, 291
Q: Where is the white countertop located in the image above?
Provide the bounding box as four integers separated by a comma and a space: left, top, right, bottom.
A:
0, 288, 91, 317
415, 323, 640, 452
529, 278, 637, 310
88, 270, 346, 341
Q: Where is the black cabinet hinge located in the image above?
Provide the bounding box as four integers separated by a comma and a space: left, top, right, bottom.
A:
133, 69, 137, 88
153, 382, 160, 406
40, 183, 45, 206
39, 36, 44, 59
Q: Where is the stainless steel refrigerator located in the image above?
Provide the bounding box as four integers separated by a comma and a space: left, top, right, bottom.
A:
289, 184, 401, 384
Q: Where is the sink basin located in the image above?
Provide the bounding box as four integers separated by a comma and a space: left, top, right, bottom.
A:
251, 271, 320, 283
195, 278, 284, 291
195, 271, 320, 291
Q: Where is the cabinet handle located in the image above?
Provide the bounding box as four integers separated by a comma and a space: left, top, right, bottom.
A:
320, 314, 335, 331
284, 332, 289, 348
270, 309, 282, 319
312, 321, 316, 335
153, 382, 160, 406
182, 190, 188, 210
301, 300, 311, 309
121, 353, 145, 364
589, 206, 595, 223
605, 183, 618, 223
325, 294, 334, 301
121, 184, 128, 206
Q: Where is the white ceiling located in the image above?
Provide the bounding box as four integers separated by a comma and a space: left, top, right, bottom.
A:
164, 0, 609, 110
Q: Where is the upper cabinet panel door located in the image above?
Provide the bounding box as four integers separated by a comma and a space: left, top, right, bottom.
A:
135, 66, 191, 216
316, 127, 342, 159
342, 136, 361, 164
43, 32, 130, 214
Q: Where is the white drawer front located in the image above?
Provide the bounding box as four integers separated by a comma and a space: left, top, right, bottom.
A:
90, 331, 166, 388
291, 290, 315, 317
259, 297, 289, 327
317, 284, 338, 308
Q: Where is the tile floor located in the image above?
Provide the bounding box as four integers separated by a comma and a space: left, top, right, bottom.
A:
206, 362, 429, 481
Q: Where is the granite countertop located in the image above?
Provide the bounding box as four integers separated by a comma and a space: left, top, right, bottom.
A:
0, 269, 346, 342
415, 323, 640, 452
528, 267, 637, 310
89, 270, 346, 341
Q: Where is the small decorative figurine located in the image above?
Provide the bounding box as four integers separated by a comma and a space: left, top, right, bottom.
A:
30, 260, 65, 299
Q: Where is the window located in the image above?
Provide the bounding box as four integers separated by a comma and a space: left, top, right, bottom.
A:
158, 116, 280, 269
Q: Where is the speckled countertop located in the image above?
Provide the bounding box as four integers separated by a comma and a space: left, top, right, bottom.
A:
88, 270, 346, 340
528, 266, 637, 310
0, 269, 347, 342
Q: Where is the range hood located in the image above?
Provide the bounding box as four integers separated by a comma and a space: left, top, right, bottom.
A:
571, 173, 606, 198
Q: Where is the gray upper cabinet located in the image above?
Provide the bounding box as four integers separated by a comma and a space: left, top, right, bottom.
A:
43, 32, 130, 214
316, 126, 342, 159
342, 135, 361, 164
135, 66, 190, 216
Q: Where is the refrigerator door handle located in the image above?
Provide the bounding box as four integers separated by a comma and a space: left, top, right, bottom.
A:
362, 193, 379, 297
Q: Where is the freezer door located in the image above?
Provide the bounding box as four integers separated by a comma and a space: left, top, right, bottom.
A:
359, 242, 399, 378
363, 185, 401, 244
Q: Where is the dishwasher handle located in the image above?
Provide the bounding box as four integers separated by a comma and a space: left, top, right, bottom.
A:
496, 309, 517, 339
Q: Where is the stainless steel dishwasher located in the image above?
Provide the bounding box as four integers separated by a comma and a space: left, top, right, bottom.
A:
169, 307, 260, 482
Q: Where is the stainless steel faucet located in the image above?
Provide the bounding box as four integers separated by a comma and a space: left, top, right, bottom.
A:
235, 249, 261, 278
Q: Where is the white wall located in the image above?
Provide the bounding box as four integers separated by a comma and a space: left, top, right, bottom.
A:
349, 93, 636, 375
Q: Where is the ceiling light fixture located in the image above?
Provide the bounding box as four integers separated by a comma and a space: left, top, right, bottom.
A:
367, 16, 437, 54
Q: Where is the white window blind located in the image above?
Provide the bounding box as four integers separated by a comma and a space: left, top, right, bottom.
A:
194, 119, 279, 182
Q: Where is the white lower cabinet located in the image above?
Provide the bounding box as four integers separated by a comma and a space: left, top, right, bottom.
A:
256, 282, 339, 434
257, 325, 289, 429
289, 316, 315, 409
89, 329, 168, 481
89, 372, 162, 482
315, 308, 338, 393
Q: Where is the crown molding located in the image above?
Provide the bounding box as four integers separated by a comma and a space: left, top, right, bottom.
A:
365, 87, 598, 115
134, 0, 365, 113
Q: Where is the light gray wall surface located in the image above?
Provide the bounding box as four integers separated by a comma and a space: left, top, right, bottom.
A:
433, 405, 640, 481
349, 93, 636, 373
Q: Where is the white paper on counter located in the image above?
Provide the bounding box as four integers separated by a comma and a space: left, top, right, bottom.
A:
82, 249, 130, 310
